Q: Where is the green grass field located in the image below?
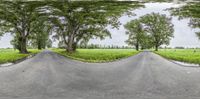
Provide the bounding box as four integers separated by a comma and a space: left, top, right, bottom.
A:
52, 49, 139, 63
155, 49, 200, 65
0, 49, 41, 64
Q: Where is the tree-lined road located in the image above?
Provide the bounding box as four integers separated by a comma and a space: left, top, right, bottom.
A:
0, 51, 200, 99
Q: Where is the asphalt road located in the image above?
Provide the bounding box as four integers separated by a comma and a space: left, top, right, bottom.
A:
0, 50, 200, 99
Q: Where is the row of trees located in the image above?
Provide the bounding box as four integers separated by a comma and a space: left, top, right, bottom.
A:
59, 44, 133, 49
0, 0, 143, 53
0, 1, 199, 53
0, 1, 52, 53
125, 2, 200, 51
124, 13, 174, 51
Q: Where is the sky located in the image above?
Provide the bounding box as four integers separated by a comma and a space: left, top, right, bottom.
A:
90, 2, 200, 48
0, 2, 200, 48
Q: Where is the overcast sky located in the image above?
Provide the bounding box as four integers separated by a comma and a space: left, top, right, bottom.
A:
0, 2, 200, 48
90, 2, 200, 48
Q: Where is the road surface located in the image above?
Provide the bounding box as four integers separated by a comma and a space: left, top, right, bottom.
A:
0, 50, 200, 99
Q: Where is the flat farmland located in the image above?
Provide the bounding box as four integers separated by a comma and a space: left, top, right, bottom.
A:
0, 49, 41, 64
155, 49, 200, 65
52, 49, 139, 63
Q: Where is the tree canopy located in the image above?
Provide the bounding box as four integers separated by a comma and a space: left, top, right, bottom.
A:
0, 0, 143, 53
0, 1, 47, 53
124, 19, 146, 51
47, 0, 143, 52
140, 13, 174, 51
124, 13, 174, 51
170, 2, 200, 41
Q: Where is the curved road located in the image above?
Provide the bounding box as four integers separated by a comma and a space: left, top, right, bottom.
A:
0, 50, 200, 99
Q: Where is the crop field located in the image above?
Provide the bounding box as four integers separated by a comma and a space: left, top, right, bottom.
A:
53, 49, 139, 63
0, 49, 41, 64
155, 49, 200, 65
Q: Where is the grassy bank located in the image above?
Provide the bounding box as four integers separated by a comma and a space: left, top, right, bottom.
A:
52, 49, 139, 63
155, 49, 200, 65
0, 49, 41, 64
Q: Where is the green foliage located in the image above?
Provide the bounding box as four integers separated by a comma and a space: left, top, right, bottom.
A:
170, 2, 200, 19
0, 1, 47, 53
48, 1, 143, 52
29, 19, 52, 49
0, 49, 41, 64
0, 30, 3, 38
155, 49, 200, 64
10, 35, 20, 50
170, 2, 200, 40
52, 49, 139, 63
124, 19, 151, 50
142, 0, 173, 2
196, 32, 200, 40
124, 13, 174, 51
139, 34, 153, 49
0, 1, 143, 53
124, 19, 142, 50
140, 13, 174, 51
76, 44, 133, 49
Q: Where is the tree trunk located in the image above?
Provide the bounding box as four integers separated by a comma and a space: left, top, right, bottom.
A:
37, 41, 42, 50
38, 45, 42, 50
66, 43, 77, 53
155, 44, 158, 51
66, 34, 75, 53
66, 43, 74, 53
72, 42, 77, 51
19, 37, 28, 54
135, 44, 139, 51
66, 42, 77, 53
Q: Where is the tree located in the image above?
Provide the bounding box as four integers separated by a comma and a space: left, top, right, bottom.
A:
0, 1, 46, 53
0, 29, 4, 38
190, 18, 200, 41
197, 32, 200, 40
170, 2, 200, 41
48, 1, 143, 53
46, 39, 53, 48
140, 34, 154, 50
124, 19, 145, 51
140, 13, 174, 51
143, 0, 174, 2
29, 18, 52, 50
10, 35, 20, 50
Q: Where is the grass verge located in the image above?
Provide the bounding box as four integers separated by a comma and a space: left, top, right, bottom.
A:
0, 49, 41, 64
52, 49, 139, 63
155, 49, 200, 65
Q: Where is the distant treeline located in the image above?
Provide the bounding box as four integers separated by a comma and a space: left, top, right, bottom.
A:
59, 44, 134, 49
159, 46, 200, 49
